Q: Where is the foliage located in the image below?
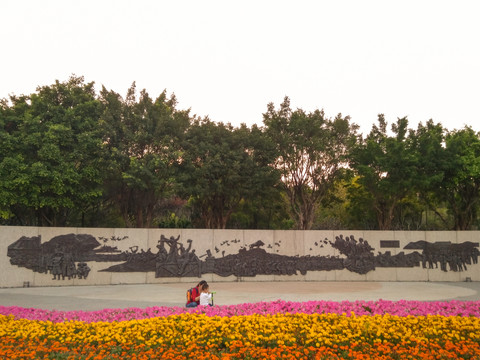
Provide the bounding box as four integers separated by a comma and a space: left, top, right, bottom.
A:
439, 127, 480, 230
227, 192, 293, 230
2, 76, 480, 229
156, 211, 192, 228
313, 180, 353, 230
178, 120, 279, 228
348, 115, 419, 230
263, 97, 359, 230
0, 75, 103, 226
410, 123, 480, 230
99, 83, 190, 227
344, 177, 378, 229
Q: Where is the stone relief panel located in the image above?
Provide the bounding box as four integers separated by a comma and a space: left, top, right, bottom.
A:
6, 231, 480, 281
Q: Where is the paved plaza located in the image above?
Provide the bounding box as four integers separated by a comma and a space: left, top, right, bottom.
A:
1, 281, 479, 311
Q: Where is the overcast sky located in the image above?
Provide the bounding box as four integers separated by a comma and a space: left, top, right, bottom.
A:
2, 0, 479, 135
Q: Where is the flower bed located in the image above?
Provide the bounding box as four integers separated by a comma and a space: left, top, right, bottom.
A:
2, 299, 480, 323
1, 300, 480, 359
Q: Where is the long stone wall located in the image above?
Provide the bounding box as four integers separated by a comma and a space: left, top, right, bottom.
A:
1, 226, 478, 288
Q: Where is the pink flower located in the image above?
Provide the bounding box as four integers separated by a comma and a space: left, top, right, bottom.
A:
1, 299, 479, 323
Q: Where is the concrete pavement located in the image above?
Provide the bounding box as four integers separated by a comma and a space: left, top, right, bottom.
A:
1, 281, 479, 311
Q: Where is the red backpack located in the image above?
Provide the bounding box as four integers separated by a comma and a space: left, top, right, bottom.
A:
186, 287, 198, 304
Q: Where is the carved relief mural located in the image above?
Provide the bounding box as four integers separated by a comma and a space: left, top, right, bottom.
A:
6, 232, 480, 280
7, 234, 100, 280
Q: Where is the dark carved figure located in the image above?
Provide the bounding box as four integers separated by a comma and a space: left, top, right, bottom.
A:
51, 253, 63, 280
250, 240, 265, 249
106, 235, 202, 277
7, 234, 100, 281
329, 235, 376, 274
76, 262, 91, 279
403, 241, 479, 272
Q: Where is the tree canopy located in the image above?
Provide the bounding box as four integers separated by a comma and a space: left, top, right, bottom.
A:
177, 119, 279, 228
0, 76, 103, 226
263, 97, 358, 230
99, 83, 190, 228
348, 115, 418, 230
1, 76, 480, 230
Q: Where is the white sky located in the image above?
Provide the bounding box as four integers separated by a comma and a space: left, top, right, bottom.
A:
2, 0, 479, 135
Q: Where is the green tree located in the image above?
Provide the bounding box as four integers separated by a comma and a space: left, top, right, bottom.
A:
348, 115, 418, 230
410, 123, 480, 230
227, 189, 292, 229
99, 83, 190, 228
0, 76, 103, 226
344, 177, 378, 230
409, 120, 450, 229
226, 125, 289, 229
312, 179, 352, 230
263, 97, 358, 230
0, 96, 24, 221
440, 127, 480, 230
178, 120, 279, 229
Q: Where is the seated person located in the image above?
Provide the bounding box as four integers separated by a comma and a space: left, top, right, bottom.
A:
199, 283, 213, 306
186, 280, 207, 307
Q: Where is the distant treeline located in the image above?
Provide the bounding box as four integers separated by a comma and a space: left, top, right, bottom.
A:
1, 76, 479, 230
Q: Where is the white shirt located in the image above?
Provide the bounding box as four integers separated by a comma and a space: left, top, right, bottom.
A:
199, 292, 212, 306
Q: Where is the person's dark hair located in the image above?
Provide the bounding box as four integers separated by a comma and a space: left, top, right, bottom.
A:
197, 280, 207, 288
201, 283, 209, 291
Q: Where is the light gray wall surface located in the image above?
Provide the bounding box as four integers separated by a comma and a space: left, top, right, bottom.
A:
1, 226, 478, 288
